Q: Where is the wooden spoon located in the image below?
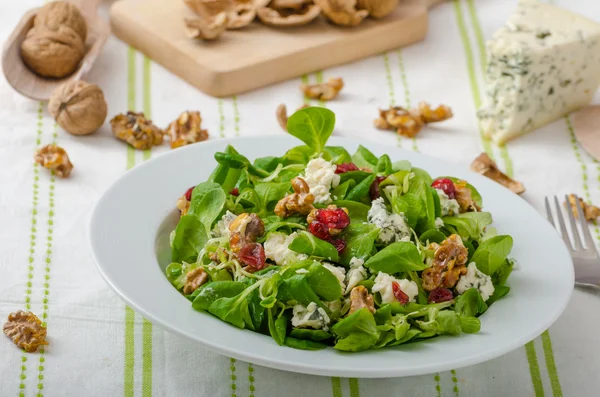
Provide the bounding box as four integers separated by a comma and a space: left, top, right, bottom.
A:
2, 0, 110, 101
572, 105, 600, 162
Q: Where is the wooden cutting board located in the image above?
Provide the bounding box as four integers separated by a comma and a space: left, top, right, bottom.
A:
110, 0, 444, 97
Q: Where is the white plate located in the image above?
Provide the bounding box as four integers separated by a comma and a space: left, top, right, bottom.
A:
89, 136, 574, 378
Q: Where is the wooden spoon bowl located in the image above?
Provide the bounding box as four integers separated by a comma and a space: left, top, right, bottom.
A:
2, 0, 110, 101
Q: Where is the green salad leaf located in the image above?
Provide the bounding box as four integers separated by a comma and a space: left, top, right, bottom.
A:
286, 107, 335, 154
289, 231, 339, 261
365, 241, 427, 274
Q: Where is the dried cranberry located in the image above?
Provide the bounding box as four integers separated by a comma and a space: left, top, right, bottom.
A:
431, 178, 456, 199
316, 208, 350, 230
184, 186, 195, 201
230, 188, 239, 196
238, 243, 266, 271
331, 238, 347, 254
428, 287, 454, 303
308, 221, 331, 241
369, 176, 387, 200
392, 281, 409, 305
335, 163, 359, 174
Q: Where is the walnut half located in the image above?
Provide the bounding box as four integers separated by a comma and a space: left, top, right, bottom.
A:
166, 111, 209, 149
470, 153, 525, 194
374, 102, 453, 138
300, 77, 344, 101
183, 268, 209, 294
111, 111, 164, 150
421, 234, 468, 291
274, 177, 315, 218
349, 285, 375, 314
34, 144, 73, 178
3, 311, 48, 353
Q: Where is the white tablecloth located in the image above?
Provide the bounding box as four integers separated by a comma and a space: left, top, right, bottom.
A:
1, 0, 599, 396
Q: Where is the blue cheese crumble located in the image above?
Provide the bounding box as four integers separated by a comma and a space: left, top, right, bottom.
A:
367, 197, 411, 244
212, 210, 238, 238
344, 257, 368, 295
303, 158, 340, 204
264, 232, 307, 266
456, 262, 495, 301
435, 189, 460, 216
372, 272, 418, 304
291, 302, 330, 330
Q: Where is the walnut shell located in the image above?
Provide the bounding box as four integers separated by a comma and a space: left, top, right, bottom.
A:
356, 0, 397, 18
48, 80, 107, 136
21, 25, 84, 78
34, 1, 88, 42
314, 0, 368, 26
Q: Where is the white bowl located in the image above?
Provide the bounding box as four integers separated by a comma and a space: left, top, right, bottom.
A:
89, 136, 573, 378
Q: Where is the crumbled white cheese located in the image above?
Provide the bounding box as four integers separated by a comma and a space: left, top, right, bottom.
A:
436, 189, 460, 216
323, 263, 346, 291
434, 217, 444, 229
303, 158, 340, 204
263, 232, 307, 266
295, 268, 309, 274
456, 262, 495, 301
478, 0, 600, 144
367, 197, 412, 244
344, 257, 367, 295
212, 210, 238, 238
372, 272, 418, 304
291, 302, 330, 330
324, 299, 342, 313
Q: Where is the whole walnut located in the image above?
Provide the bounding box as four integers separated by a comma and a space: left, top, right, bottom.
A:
48, 80, 107, 136
34, 1, 88, 42
21, 25, 84, 78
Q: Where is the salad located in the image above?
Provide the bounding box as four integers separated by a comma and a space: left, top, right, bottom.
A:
165, 107, 514, 352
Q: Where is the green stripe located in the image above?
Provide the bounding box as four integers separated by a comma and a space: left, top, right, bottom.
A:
383, 53, 396, 107
248, 363, 255, 397
142, 56, 152, 162
525, 341, 545, 397
331, 377, 342, 397
230, 358, 237, 397
451, 369, 460, 397
141, 319, 153, 397
541, 331, 563, 397
452, 0, 494, 159
36, 123, 58, 396
19, 103, 44, 396
349, 378, 360, 397
127, 47, 136, 169
124, 307, 136, 397
218, 99, 225, 138
233, 96, 240, 137
434, 373, 442, 397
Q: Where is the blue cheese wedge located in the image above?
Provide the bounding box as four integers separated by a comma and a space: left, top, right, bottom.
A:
478, 0, 600, 144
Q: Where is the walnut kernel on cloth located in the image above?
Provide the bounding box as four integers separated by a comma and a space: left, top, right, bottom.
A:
566, 194, 600, 222
34, 144, 73, 178
3, 311, 48, 353
274, 177, 315, 218
183, 268, 209, 294
314, 0, 368, 26
349, 285, 375, 314
300, 78, 344, 101
110, 112, 164, 150
166, 111, 209, 149
374, 102, 453, 138
470, 153, 525, 194
48, 80, 107, 136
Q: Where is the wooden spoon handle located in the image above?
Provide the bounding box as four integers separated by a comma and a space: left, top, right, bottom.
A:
68, 0, 103, 17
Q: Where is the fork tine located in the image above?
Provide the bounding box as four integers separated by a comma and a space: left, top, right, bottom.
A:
564, 195, 583, 250
572, 194, 595, 249
553, 195, 573, 250
545, 196, 556, 227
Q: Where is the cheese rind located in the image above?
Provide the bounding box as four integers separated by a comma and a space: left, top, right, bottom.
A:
478, 0, 600, 144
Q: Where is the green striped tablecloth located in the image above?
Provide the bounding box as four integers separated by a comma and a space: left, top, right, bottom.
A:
1, 0, 599, 395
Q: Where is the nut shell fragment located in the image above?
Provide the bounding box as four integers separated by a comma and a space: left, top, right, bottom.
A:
470, 153, 525, 194
48, 80, 107, 136
21, 25, 85, 78
3, 311, 48, 353
184, 13, 228, 40
111, 112, 164, 150
34, 144, 73, 178
300, 77, 344, 101
166, 111, 209, 149
314, 0, 368, 26
34, 1, 88, 42
356, 0, 397, 18
257, 3, 321, 27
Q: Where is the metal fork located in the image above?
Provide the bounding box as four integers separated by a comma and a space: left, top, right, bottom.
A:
545, 194, 600, 287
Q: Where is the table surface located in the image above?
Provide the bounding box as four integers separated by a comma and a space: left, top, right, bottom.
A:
1, 0, 599, 396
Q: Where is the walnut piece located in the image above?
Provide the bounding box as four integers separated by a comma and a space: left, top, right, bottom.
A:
34, 1, 87, 42
375, 102, 453, 138
300, 77, 344, 101
349, 285, 376, 314
454, 179, 481, 213
111, 112, 164, 150
257, 2, 321, 27
422, 234, 468, 291
183, 268, 209, 294
3, 311, 48, 353
315, 0, 368, 26
34, 144, 73, 178
229, 213, 265, 252
357, 0, 397, 18
48, 81, 107, 136
184, 14, 228, 40
566, 194, 600, 222
166, 111, 209, 149
274, 177, 315, 218
470, 153, 525, 194
21, 25, 85, 78
185, 0, 258, 30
